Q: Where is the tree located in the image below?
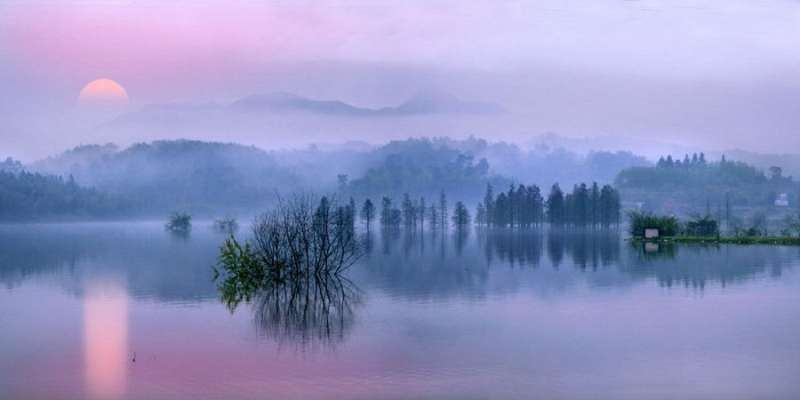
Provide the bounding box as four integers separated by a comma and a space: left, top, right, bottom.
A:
452, 201, 471, 227
439, 190, 448, 229
361, 198, 375, 231
418, 196, 426, 231
380, 197, 393, 227
547, 184, 565, 226
475, 202, 487, 226
402, 193, 416, 229
429, 204, 439, 230
483, 183, 495, 226
590, 182, 600, 227
769, 166, 783, 181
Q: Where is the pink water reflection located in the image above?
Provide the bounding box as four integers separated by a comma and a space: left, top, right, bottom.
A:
83, 282, 129, 400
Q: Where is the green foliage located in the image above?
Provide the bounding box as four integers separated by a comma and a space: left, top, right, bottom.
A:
628, 211, 679, 237
215, 236, 263, 309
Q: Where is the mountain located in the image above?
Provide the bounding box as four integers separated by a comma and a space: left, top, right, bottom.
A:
232, 90, 505, 116
382, 90, 504, 115
231, 92, 373, 116
105, 90, 504, 128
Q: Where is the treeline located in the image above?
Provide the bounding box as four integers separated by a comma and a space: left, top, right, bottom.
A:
0, 170, 127, 220
476, 183, 621, 228
368, 192, 471, 230
354, 182, 621, 231
616, 153, 797, 214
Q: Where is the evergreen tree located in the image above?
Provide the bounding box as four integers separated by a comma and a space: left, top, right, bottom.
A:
402, 193, 415, 229
590, 182, 600, 227
495, 192, 509, 227
483, 183, 495, 227
361, 198, 375, 230
452, 201, 471, 227
547, 184, 565, 226
380, 197, 393, 227
439, 190, 448, 229
476, 202, 487, 226
418, 196, 426, 231
429, 204, 439, 230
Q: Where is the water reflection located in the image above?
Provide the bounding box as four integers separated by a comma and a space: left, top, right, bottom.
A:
83, 281, 128, 400
623, 244, 793, 289
219, 268, 362, 349
2, 223, 800, 399
0, 224, 797, 303
0, 223, 219, 300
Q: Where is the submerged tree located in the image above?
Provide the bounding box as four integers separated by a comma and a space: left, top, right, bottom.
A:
216, 194, 362, 285
439, 190, 448, 229
166, 212, 192, 233
214, 194, 364, 348
452, 201, 471, 228
547, 184, 565, 226
361, 198, 375, 231
213, 217, 239, 234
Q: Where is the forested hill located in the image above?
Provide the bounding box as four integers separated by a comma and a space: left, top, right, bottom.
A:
616, 153, 798, 214
345, 138, 500, 199
0, 170, 126, 221
3, 137, 660, 220
31, 140, 301, 215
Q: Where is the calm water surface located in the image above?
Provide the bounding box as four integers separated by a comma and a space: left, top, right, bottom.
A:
1, 222, 800, 400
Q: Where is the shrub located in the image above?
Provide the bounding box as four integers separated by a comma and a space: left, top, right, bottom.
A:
628, 211, 678, 237
684, 215, 719, 237
165, 212, 192, 233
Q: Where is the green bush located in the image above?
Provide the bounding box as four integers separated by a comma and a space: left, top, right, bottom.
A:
628, 211, 679, 237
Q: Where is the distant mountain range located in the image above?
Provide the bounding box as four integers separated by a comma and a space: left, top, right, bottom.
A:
106, 90, 504, 128
232, 90, 504, 116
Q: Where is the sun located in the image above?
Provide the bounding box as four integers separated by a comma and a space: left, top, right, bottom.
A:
78, 78, 129, 107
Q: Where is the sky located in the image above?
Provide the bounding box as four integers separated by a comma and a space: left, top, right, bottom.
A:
1, 0, 799, 160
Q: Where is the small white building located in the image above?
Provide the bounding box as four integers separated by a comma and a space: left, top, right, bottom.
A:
775, 193, 789, 207
644, 228, 660, 239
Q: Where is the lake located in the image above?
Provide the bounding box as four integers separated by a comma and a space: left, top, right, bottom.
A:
1, 222, 800, 400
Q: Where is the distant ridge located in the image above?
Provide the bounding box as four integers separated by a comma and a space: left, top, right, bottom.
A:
106, 90, 505, 128
229, 90, 504, 116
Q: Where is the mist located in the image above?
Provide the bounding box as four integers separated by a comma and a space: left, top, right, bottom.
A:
2, 0, 799, 160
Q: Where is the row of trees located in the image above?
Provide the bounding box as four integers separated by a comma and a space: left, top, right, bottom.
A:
363, 192, 472, 231
655, 152, 707, 169
354, 182, 621, 232
476, 183, 621, 228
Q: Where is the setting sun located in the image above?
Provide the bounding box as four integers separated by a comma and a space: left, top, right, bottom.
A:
78, 78, 129, 106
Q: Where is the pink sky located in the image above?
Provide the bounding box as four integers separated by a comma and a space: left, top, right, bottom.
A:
1, 1, 799, 159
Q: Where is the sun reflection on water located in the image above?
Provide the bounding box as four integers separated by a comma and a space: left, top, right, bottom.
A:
83, 282, 129, 400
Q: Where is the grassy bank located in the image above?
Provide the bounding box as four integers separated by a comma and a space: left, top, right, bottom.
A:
632, 236, 800, 246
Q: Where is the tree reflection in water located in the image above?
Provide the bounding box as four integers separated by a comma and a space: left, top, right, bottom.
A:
220, 271, 362, 349
214, 194, 364, 348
